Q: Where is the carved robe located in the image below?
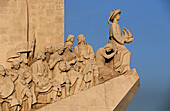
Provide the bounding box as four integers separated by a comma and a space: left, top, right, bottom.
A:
109, 21, 131, 73
31, 60, 52, 93
73, 43, 95, 82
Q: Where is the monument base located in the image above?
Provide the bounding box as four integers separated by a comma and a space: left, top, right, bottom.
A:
37, 69, 140, 111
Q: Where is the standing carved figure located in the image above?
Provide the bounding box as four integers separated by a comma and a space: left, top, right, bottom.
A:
9, 60, 33, 111
19, 55, 37, 107
0, 65, 20, 111
49, 45, 66, 98
68, 63, 83, 94
73, 34, 95, 89
108, 9, 134, 74
57, 61, 71, 97
31, 52, 56, 106
49, 45, 65, 79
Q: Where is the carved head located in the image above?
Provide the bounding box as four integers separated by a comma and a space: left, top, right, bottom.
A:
37, 51, 45, 60
56, 44, 65, 55
20, 55, 28, 64
66, 34, 75, 43
12, 60, 20, 70
64, 41, 73, 51
77, 34, 86, 44
0, 65, 6, 76
104, 43, 114, 53
109, 9, 121, 21
45, 45, 53, 53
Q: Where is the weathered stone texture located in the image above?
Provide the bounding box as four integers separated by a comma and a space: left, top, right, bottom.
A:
28, 0, 64, 53
0, 0, 64, 67
0, 0, 27, 67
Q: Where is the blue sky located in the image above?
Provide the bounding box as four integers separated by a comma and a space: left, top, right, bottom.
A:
65, 0, 170, 110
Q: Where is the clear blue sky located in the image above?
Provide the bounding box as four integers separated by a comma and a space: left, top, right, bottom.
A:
65, 0, 170, 110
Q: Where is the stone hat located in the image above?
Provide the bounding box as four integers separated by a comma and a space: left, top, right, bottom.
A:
109, 9, 121, 21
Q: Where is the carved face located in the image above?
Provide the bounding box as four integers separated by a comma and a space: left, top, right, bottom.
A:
58, 47, 65, 55
116, 14, 120, 20
70, 37, 75, 43
47, 46, 53, 53
77, 35, 85, 43
68, 44, 73, 50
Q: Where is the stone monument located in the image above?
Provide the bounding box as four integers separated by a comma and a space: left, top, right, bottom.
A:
0, 1, 140, 111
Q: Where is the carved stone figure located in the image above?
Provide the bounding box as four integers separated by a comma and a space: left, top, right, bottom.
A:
45, 45, 53, 63
19, 55, 37, 108
108, 9, 134, 74
20, 55, 29, 70
63, 42, 76, 63
96, 43, 119, 82
73, 34, 96, 89
9, 60, 33, 111
31, 52, 54, 107
56, 61, 71, 98
68, 63, 83, 94
73, 34, 95, 63
49, 45, 65, 79
66, 34, 75, 43
0, 65, 21, 111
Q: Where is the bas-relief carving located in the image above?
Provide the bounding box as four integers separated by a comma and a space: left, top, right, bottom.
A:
0, 8, 136, 111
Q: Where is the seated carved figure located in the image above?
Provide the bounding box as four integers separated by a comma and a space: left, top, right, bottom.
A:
96, 43, 119, 82
108, 9, 134, 74
73, 34, 96, 89
0, 65, 20, 111
9, 60, 33, 111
